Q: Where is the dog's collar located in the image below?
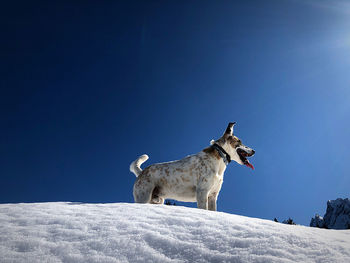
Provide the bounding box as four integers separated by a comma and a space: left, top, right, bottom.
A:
212, 144, 231, 165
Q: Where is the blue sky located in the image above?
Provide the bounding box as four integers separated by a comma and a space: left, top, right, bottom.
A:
1, 0, 349, 225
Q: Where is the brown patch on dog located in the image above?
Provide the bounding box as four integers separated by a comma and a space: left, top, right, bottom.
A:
203, 146, 221, 160
227, 136, 242, 148
159, 178, 169, 188
135, 179, 142, 187
143, 167, 151, 173
181, 175, 190, 183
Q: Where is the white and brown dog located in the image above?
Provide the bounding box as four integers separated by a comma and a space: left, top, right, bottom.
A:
130, 122, 255, 211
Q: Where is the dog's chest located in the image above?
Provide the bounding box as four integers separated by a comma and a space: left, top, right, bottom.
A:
211, 172, 224, 190
194, 152, 225, 187
198, 168, 224, 192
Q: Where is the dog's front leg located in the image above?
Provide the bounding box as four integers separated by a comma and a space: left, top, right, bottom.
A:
208, 193, 217, 211
196, 188, 209, 210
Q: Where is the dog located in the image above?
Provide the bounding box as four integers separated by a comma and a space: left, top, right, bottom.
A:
130, 122, 255, 211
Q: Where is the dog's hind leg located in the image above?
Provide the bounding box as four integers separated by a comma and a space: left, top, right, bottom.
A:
151, 197, 164, 204
150, 186, 164, 204
133, 179, 153, 204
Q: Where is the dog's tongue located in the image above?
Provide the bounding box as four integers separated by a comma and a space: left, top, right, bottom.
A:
244, 161, 254, 170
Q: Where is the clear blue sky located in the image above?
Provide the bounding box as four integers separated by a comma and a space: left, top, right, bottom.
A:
1, 0, 349, 225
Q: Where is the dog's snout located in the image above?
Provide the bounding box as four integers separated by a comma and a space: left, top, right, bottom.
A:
251, 149, 255, 155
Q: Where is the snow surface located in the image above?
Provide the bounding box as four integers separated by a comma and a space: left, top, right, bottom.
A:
0, 203, 349, 263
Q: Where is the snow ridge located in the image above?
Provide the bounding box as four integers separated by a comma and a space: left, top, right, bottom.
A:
0, 202, 349, 263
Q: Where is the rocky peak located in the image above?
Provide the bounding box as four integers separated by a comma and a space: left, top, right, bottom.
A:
310, 198, 350, 230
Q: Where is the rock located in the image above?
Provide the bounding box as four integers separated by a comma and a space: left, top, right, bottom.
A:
282, 218, 296, 225
310, 214, 324, 228
310, 198, 350, 230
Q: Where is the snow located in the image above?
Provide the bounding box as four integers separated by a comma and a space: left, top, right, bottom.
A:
0, 203, 349, 263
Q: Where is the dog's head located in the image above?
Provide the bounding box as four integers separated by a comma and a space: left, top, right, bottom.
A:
212, 122, 255, 169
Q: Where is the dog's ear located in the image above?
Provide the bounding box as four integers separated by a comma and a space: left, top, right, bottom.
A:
224, 122, 236, 136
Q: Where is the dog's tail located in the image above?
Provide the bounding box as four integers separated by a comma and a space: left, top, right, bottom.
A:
130, 154, 149, 177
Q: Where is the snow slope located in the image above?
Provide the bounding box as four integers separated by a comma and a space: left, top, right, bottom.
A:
0, 203, 349, 263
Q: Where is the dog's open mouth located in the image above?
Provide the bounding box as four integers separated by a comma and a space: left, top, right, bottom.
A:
237, 148, 254, 170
